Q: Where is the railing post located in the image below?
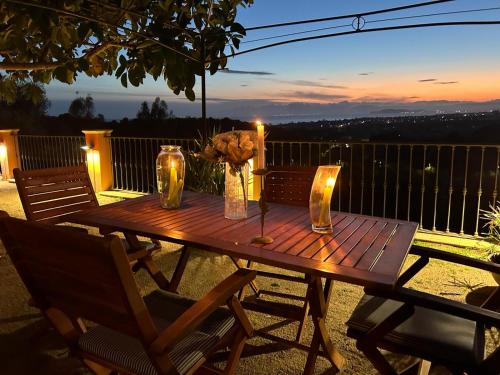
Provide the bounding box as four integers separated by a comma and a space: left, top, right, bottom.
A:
0, 129, 20, 180
82, 130, 113, 192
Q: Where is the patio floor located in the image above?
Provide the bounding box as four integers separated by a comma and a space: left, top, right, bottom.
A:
0, 180, 497, 374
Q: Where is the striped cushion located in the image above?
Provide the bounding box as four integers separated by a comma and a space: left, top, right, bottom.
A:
78, 290, 235, 375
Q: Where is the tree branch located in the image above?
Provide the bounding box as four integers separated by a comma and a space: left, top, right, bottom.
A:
0, 42, 131, 71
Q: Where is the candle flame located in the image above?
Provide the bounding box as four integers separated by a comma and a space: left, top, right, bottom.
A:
256, 120, 262, 127
171, 161, 176, 168
326, 177, 335, 187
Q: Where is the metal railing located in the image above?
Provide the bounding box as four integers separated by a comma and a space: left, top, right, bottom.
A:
18, 135, 86, 170
110, 137, 197, 193
110, 137, 499, 237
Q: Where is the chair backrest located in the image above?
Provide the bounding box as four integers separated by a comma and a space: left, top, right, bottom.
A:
264, 166, 317, 207
0, 212, 158, 344
14, 165, 99, 224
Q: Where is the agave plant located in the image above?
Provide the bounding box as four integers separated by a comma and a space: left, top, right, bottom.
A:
481, 202, 500, 253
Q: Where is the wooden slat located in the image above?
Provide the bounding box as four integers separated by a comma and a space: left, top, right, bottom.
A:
65, 191, 417, 288
27, 187, 92, 203
31, 201, 96, 222
370, 222, 417, 275
31, 194, 94, 212
355, 223, 399, 270
339, 221, 388, 267
324, 220, 378, 264
24, 180, 92, 195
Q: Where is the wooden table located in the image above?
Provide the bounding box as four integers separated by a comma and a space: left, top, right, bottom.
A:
67, 191, 418, 374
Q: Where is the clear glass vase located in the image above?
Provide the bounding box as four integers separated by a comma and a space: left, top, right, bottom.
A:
225, 162, 249, 220
309, 165, 341, 233
156, 145, 185, 209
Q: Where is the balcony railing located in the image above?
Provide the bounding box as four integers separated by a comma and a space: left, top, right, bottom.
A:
18, 135, 86, 170
16, 134, 500, 237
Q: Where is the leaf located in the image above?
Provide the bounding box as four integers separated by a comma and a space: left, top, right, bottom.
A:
230, 22, 246, 35
120, 72, 128, 87
185, 87, 195, 101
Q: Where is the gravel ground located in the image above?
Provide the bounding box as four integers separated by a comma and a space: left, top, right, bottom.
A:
0, 180, 497, 374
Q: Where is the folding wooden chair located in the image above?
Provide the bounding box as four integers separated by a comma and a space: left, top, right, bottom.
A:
346, 245, 500, 375
235, 166, 318, 342
0, 211, 256, 375
13, 165, 186, 291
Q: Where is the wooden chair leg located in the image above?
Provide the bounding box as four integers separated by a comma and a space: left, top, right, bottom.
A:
168, 247, 191, 293
138, 255, 170, 291
305, 277, 345, 374
223, 329, 247, 374
303, 330, 321, 375
295, 300, 309, 343
83, 359, 113, 375
357, 344, 398, 375
417, 360, 432, 375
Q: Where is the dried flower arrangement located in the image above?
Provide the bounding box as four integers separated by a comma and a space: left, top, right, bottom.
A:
199, 130, 257, 202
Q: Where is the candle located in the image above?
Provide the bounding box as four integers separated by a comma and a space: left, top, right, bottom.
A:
167, 160, 178, 203
319, 177, 335, 226
256, 120, 265, 169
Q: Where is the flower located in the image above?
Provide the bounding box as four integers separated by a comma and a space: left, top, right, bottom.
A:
200, 130, 257, 167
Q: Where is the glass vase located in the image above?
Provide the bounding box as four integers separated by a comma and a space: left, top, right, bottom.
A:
225, 162, 249, 220
309, 165, 341, 233
156, 145, 185, 209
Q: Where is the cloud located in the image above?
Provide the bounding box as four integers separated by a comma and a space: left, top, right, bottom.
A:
285, 91, 351, 101
418, 78, 437, 82
434, 81, 459, 85
220, 69, 274, 76
287, 80, 347, 89
240, 84, 248, 87
358, 72, 374, 76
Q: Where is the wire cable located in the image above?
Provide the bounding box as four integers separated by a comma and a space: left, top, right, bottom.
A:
245, 0, 454, 31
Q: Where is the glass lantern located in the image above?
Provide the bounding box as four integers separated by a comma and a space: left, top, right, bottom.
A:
156, 145, 185, 209
309, 165, 341, 234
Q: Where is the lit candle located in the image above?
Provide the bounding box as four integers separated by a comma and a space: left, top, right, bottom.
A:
167, 160, 178, 203
256, 120, 265, 169
319, 177, 335, 226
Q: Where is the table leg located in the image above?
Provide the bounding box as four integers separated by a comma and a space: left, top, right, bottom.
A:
303, 277, 345, 374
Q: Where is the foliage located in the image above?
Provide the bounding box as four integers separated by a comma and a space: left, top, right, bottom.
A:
150, 97, 173, 120
136, 97, 174, 120
482, 203, 500, 253
185, 129, 225, 195
0, 77, 50, 125
0, 0, 253, 103
68, 95, 94, 118
137, 101, 151, 120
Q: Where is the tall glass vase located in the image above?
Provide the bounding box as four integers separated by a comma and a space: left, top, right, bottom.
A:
225, 162, 249, 220
156, 145, 185, 209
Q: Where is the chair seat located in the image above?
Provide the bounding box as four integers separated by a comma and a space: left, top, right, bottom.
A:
78, 290, 235, 375
346, 295, 485, 368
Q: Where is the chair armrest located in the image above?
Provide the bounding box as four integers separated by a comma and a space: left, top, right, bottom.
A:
365, 285, 500, 328
150, 268, 256, 355
410, 244, 500, 274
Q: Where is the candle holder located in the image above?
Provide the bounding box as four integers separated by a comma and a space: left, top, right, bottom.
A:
309, 165, 341, 234
251, 168, 274, 244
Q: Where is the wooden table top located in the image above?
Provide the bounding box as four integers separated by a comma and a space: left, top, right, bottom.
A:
67, 191, 418, 288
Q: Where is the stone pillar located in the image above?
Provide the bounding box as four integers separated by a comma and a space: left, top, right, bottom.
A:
0, 129, 21, 181
82, 130, 113, 192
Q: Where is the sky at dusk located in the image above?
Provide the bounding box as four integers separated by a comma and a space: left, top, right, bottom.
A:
44, 0, 500, 122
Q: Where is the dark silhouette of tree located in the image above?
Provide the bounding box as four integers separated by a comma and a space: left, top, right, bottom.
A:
68, 94, 94, 118
0, 79, 50, 126
137, 101, 151, 120
150, 97, 174, 120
